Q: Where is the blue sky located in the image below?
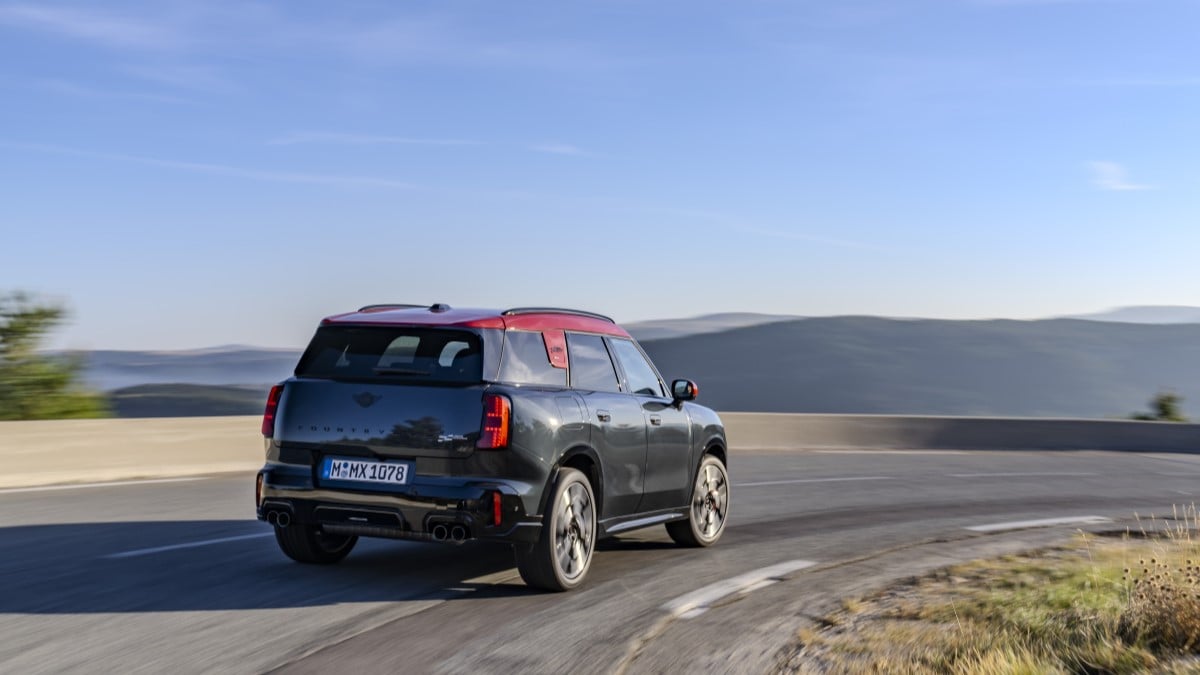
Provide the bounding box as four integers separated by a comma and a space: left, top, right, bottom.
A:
1, 0, 1197, 349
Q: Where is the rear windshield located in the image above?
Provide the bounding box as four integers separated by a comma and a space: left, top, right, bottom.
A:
296, 326, 483, 384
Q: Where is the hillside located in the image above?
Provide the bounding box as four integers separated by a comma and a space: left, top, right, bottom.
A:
108, 384, 269, 418
640, 317, 1200, 418
80, 348, 300, 391
1068, 306, 1200, 324
79, 317, 1200, 419
624, 312, 800, 341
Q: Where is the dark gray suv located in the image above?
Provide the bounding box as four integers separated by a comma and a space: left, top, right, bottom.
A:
256, 304, 728, 590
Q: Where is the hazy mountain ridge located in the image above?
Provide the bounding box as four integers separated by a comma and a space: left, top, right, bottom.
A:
624, 312, 800, 341
81, 348, 301, 391
77, 316, 1200, 419
641, 317, 1200, 418
108, 384, 269, 418
1068, 306, 1200, 324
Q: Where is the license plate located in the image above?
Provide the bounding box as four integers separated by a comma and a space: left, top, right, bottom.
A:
321, 457, 411, 486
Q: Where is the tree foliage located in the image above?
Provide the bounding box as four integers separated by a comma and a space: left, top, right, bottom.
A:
0, 292, 109, 420
1131, 391, 1189, 423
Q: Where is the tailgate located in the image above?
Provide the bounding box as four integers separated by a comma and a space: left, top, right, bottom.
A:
275, 379, 485, 458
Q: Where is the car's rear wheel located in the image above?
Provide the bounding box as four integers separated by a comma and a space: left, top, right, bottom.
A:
274, 524, 357, 564
666, 454, 729, 547
515, 467, 596, 591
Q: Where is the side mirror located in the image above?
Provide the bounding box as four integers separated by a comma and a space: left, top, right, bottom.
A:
671, 379, 698, 403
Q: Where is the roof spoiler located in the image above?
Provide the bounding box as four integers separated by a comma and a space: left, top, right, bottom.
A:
502, 307, 615, 323
357, 303, 453, 313
357, 303, 427, 312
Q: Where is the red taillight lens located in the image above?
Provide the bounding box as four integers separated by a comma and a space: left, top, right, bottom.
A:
262, 384, 284, 437
477, 394, 511, 449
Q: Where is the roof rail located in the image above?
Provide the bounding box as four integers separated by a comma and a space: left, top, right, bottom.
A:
357, 303, 427, 312
502, 307, 615, 323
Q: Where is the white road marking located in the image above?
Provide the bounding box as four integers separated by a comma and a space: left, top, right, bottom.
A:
0, 477, 207, 495
103, 532, 273, 559
662, 559, 818, 619
949, 472, 1097, 478
966, 516, 1111, 533
811, 449, 968, 455
737, 476, 891, 488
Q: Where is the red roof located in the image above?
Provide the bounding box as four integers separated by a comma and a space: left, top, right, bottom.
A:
322, 306, 630, 338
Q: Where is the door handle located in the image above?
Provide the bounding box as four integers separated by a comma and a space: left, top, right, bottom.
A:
597, 410, 612, 423
649, 415, 662, 426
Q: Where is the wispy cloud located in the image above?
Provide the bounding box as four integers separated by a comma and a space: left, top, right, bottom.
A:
1076, 76, 1200, 88
1087, 161, 1154, 191
122, 64, 234, 93
271, 134, 600, 158
972, 0, 1122, 6
37, 79, 190, 105
530, 143, 592, 157
268, 132, 479, 147
0, 4, 627, 76
737, 224, 878, 250
0, 4, 180, 49
0, 140, 419, 190
318, 17, 628, 72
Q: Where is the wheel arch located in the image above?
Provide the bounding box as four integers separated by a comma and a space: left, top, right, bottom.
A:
538, 445, 604, 518
704, 440, 727, 468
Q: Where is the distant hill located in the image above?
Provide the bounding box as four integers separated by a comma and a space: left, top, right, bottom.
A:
640, 317, 1200, 418
76, 316, 1200, 419
79, 347, 300, 391
108, 384, 269, 418
1068, 306, 1200, 324
624, 312, 800, 341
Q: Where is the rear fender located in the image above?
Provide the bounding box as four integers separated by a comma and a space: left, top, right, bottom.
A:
537, 445, 605, 518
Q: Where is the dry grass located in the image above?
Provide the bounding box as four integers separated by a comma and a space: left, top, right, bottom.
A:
779, 505, 1200, 675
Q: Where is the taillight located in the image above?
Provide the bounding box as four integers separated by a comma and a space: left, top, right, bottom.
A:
262, 384, 284, 437
477, 393, 511, 449
493, 491, 503, 526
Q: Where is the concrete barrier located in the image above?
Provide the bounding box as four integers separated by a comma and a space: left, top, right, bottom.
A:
721, 413, 1200, 453
0, 416, 264, 489
0, 413, 1197, 489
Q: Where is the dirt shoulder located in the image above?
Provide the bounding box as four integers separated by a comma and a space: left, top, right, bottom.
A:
776, 522, 1200, 674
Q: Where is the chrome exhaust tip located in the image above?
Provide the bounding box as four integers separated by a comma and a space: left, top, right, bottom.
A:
450, 525, 467, 542
266, 511, 278, 525
275, 511, 291, 528
432, 524, 449, 541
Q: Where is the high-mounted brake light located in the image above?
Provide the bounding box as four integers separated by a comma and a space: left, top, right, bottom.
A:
262, 384, 284, 437
477, 393, 511, 449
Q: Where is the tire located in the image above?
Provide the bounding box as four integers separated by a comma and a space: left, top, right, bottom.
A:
274, 524, 357, 564
515, 468, 596, 591
666, 454, 729, 547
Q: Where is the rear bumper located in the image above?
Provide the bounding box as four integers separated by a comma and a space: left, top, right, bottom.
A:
257, 463, 542, 544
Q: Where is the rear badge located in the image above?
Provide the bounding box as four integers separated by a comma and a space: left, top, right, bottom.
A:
353, 392, 382, 408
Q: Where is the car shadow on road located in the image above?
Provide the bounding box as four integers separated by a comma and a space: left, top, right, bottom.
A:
0, 519, 527, 614
0, 520, 696, 614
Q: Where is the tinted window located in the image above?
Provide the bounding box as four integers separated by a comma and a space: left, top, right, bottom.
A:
499, 331, 567, 386
609, 339, 665, 397
567, 333, 621, 393
296, 327, 482, 384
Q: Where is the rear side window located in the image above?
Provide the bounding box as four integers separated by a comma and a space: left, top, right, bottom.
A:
499, 331, 567, 386
609, 338, 666, 397
296, 327, 483, 384
566, 333, 621, 393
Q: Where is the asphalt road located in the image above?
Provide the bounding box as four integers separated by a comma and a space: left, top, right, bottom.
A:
3, 449, 1199, 674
